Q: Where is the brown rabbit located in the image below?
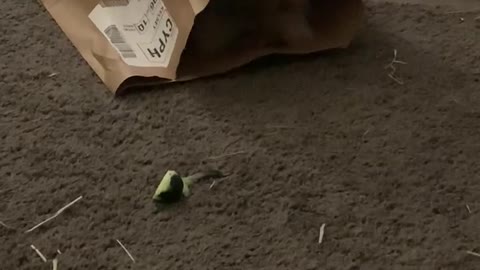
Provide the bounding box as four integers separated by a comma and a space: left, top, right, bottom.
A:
177, 0, 364, 78
183, 0, 314, 54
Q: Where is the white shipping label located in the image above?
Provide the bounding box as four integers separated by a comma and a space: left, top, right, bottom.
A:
89, 0, 178, 68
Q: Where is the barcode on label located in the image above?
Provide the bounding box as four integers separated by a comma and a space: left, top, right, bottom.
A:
104, 25, 136, 58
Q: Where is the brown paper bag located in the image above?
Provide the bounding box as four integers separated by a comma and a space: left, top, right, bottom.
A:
40, 0, 364, 95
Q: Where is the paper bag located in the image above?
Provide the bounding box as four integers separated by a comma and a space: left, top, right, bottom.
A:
40, 0, 365, 95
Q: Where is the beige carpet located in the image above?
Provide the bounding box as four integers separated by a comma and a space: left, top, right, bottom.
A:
372, 0, 480, 10
1, 1, 480, 269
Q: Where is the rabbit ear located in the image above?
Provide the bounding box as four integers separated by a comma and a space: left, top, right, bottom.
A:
287, 15, 314, 40
272, 11, 314, 48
